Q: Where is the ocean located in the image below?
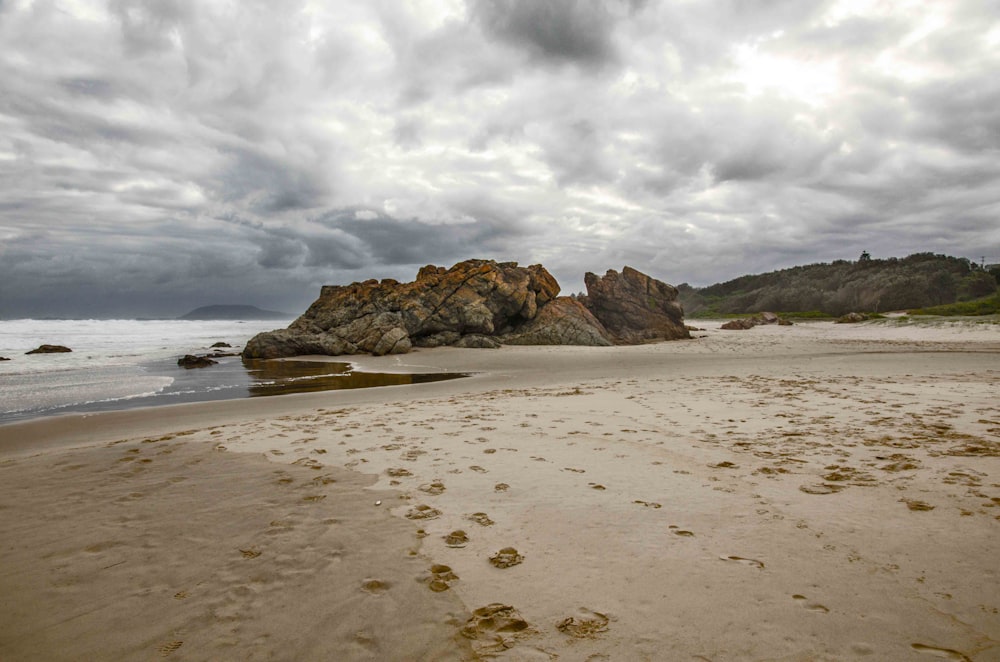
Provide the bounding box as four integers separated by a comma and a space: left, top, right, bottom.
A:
0, 318, 466, 424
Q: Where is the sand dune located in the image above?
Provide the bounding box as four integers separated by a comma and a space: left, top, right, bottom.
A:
1, 320, 998, 660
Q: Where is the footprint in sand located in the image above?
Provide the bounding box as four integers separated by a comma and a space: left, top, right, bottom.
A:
669, 526, 694, 537
589, 483, 606, 490
799, 483, 844, 495
494, 483, 510, 492
911, 643, 973, 661
633, 500, 662, 508
419, 481, 446, 495
444, 530, 469, 548
386, 467, 413, 478
467, 512, 495, 527
469, 465, 488, 473
426, 564, 459, 592
240, 548, 261, 559
360, 579, 389, 595
489, 547, 524, 568
792, 595, 829, 612
405, 504, 442, 520
901, 498, 935, 511
158, 641, 183, 657
720, 555, 764, 569
461, 604, 531, 653
556, 608, 610, 638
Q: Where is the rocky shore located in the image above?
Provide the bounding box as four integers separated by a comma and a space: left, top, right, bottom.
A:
244, 259, 689, 359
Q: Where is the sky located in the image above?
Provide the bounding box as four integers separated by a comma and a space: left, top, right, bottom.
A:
1, 0, 999, 318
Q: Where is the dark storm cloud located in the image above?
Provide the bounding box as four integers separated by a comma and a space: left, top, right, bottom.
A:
470, 0, 622, 67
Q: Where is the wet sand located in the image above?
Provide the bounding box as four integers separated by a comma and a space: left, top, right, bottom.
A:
1, 320, 999, 660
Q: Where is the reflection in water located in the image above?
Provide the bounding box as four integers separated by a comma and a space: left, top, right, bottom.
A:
242, 359, 468, 397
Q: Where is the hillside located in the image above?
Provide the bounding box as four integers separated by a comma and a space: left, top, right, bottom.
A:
178, 305, 290, 321
679, 253, 999, 317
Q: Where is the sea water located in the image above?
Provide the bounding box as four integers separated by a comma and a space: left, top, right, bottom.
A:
0, 319, 469, 424
0, 318, 292, 423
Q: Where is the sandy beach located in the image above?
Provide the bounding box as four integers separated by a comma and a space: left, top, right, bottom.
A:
1, 319, 998, 661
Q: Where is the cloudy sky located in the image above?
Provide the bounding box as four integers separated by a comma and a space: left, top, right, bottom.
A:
1, 0, 998, 318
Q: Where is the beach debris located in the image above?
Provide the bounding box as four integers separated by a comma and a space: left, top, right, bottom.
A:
0, 356, 10, 361
374, 500, 381, 506
177, 354, 218, 368
426, 564, 459, 592
461, 603, 531, 652
444, 530, 469, 547
25, 344, 72, 354
489, 547, 524, 568
556, 608, 610, 638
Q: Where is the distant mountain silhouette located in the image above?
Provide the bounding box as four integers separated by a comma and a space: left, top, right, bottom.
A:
178, 305, 290, 320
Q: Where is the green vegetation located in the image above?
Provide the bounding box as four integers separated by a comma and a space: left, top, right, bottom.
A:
679, 253, 999, 317
908, 292, 1000, 316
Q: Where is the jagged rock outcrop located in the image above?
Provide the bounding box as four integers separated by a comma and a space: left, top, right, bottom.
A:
580, 267, 689, 343
502, 298, 612, 346
243, 259, 688, 359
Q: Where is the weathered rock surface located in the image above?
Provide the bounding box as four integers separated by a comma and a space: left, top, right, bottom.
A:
502, 297, 612, 346
25, 344, 72, 354
580, 266, 689, 343
244, 259, 688, 358
177, 354, 219, 368
720, 312, 793, 330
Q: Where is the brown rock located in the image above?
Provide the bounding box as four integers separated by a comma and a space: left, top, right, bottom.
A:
582, 266, 689, 342
25, 344, 72, 354
502, 297, 612, 346
244, 259, 690, 359
177, 354, 218, 368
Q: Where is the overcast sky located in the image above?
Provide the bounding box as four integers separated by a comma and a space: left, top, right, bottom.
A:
1, 0, 998, 318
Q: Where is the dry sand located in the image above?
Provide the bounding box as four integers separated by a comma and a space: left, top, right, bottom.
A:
1, 319, 998, 661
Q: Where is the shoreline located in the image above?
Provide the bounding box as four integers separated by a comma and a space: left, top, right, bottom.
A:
2, 320, 999, 660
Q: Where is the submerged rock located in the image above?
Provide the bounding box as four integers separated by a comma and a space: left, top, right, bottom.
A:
244, 259, 689, 358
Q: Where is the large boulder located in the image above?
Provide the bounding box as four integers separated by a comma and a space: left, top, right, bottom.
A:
244, 260, 569, 359
581, 267, 689, 343
243, 259, 689, 359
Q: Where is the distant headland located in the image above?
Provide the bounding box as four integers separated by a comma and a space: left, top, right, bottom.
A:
178, 305, 290, 321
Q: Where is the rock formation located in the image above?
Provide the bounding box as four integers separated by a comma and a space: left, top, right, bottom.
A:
720, 312, 793, 330
244, 259, 689, 359
580, 266, 688, 344
177, 354, 219, 368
